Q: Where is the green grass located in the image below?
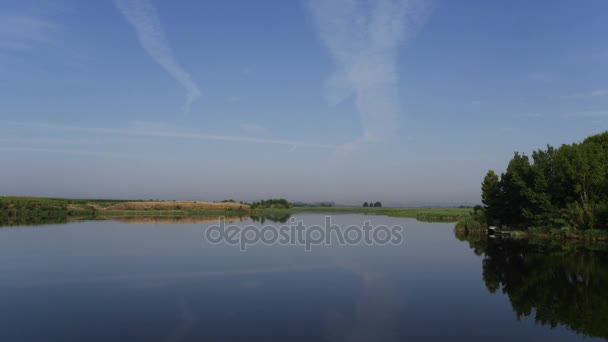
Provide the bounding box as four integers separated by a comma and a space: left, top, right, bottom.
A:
255, 206, 472, 222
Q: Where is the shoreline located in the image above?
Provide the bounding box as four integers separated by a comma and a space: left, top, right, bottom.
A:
454, 227, 608, 241
0, 196, 472, 225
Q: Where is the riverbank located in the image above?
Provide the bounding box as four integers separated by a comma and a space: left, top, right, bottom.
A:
0, 196, 471, 225
454, 225, 608, 241
0, 197, 250, 225
257, 206, 471, 222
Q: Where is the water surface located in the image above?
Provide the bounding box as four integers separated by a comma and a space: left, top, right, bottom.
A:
0, 214, 605, 341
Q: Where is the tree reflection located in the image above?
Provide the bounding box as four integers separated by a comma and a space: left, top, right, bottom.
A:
456, 230, 608, 339
0, 216, 70, 227
249, 212, 292, 224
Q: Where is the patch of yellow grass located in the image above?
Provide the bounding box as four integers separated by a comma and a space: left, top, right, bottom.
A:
103, 201, 249, 211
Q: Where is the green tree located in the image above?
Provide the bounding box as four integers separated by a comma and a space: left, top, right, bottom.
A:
500, 153, 533, 229
463, 131, 608, 232
481, 169, 501, 226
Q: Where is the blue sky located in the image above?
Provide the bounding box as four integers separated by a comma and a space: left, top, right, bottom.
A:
1, 0, 607, 205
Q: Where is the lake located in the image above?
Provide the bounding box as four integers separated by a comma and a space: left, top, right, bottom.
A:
0, 213, 606, 341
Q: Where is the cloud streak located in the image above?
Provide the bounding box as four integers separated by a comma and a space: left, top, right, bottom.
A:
310, 0, 434, 144
562, 111, 608, 118
116, 0, 202, 112
12, 121, 338, 149
0, 14, 59, 51
562, 88, 608, 99
0, 147, 138, 160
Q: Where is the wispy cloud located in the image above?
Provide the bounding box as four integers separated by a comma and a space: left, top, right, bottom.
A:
0, 147, 137, 159
0, 14, 59, 51
562, 88, 608, 99
588, 89, 608, 97
11, 121, 337, 149
310, 0, 434, 144
0, 138, 102, 144
562, 110, 608, 118
116, 0, 202, 113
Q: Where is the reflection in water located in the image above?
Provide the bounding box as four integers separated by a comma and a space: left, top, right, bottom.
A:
114, 212, 293, 225
456, 231, 608, 339
165, 299, 198, 342
0, 212, 293, 227
249, 212, 292, 223
325, 273, 402, 342
1, 216, 603, 341
111, 216, 247, 224
0, 215, 70, 227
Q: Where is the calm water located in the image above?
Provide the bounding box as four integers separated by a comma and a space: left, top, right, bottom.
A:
0, 214, 606, 341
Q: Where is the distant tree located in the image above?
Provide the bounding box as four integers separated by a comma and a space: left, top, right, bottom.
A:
363, 202, 369, 207
373, 202, 382, 207
250, 198, 292, 210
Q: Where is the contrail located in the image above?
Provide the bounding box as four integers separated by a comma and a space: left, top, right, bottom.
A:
116, 0, 202, 113
310, 0, 434, 144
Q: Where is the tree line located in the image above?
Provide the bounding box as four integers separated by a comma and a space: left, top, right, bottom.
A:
471, 131, 608, 232
363, 202, 382, 207
250, 199, 292, 210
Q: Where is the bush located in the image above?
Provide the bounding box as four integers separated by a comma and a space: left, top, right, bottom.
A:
455, 215, 484, 232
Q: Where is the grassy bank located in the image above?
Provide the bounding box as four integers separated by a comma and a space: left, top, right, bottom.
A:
454, 222, 608, 242
1, 197, 471, 225
255, 206, 471, 222
0, 197, 249, 223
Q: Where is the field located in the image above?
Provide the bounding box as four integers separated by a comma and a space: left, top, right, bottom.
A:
0, 196, 471, 225
102, 201, 248, 211
0, 197, 250, 225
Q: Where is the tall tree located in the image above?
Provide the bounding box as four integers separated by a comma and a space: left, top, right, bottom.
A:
499, 153, 533, 229
481, 170, 501, 225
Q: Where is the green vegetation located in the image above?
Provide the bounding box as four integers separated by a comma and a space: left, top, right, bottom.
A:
281, 206, 470, 221
0, 197, 125, 227
1, 196, 471, 226
0, 197, 249, 226
250, 198, 292, 210
458, 131, 608, 238
0, 197, 124, 218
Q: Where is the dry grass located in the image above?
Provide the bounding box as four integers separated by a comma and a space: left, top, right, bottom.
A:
111, 215, 246, 224
103, 201, 249, 211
